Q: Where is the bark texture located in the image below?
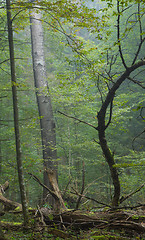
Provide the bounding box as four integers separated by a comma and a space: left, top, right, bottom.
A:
29, 6, 57, 203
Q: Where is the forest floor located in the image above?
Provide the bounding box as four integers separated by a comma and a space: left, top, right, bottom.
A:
1, 207, 145, 240
3, 227, 145, 240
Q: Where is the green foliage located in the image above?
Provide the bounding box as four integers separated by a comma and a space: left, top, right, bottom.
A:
0, 0, 145, 208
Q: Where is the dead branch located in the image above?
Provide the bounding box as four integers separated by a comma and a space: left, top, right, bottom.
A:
120, 183, 144, 204
0, 181, 22, 211
41, 209, 145, 234
108, 220, 145, 232
28, 172, 59, 201
0, 181, 9, 194
28, 171, 67, 211
71, 191, 111, 208
37, 205, 47, 227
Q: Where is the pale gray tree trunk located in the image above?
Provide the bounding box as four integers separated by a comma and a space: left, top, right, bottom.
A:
29, 5, 57, 203
6, 0, 29, 226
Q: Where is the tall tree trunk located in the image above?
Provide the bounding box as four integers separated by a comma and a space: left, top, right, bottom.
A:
29, 4, 57, 204
6, 0, 29, 226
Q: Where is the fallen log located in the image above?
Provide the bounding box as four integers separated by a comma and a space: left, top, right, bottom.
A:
0, 181, 22, 211
39, 208, 145, 234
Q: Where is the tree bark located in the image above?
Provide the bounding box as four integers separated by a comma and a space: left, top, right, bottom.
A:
6, 0, 29, 226
28, 172, 67, 212
46, 169, 67, 211
29, 4, 57, 204
97, 61, 145, 207
97, 120, 120, 207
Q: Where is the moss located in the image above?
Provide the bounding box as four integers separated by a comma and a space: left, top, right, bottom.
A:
89, 234, 123, 240
14, 206, 21, 211
1, 221, 22, 225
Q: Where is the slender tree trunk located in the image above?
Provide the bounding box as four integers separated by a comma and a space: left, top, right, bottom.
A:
29, 4, 57, 204
97, 117, 120, 207
0, 141, 2, 175
6, 0, 29, 226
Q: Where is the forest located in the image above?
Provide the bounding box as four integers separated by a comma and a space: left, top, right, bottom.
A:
0, 0, 145, 239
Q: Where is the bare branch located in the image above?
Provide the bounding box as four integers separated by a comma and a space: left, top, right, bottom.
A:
101, 59, 145, 114
11, 9, 25, 22
133, 68, 145, 78
120, 183, 144, 204
0, 58, 28, 65
132, 129, 145, 150
71, 191, 111, 208
58, 111, 97, 130
131, 38, 145, 65
0, 59, 10, 65
127, 76, 145, 89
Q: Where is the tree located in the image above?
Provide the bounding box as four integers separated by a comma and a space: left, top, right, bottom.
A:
95, 0, 145, 206
58, 0, 145, 206
6, 0, 29, 225
29, 2, 57, 204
